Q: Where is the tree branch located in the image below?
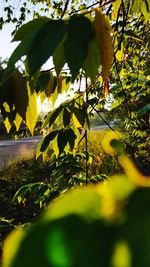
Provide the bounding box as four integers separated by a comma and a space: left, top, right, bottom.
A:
61, 0, 70, 19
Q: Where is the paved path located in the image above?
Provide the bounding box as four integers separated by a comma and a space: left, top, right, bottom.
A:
0, 136, 42, 169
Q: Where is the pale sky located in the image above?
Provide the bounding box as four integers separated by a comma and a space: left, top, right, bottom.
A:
0, 23, 18, 60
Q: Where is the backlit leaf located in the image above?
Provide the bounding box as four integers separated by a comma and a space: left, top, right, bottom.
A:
35, 72, 51, 93
53, 36, 66, 75
13, 17, 49, 41
27, 20, 67, 75
39, 130, 58, 152
3, 228, 25, 267
94, 8, 113, 81
2, 33, 37, 83
65, 15, 92, 81
14, 113, 22, 131
83, 38, 100, 84
112, 0, 121, 19
43, 105, 63, 129
26, 82, 38, 135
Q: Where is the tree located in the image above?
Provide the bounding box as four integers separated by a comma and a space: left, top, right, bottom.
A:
0, 1, 150, 266
0, 0, 149, 169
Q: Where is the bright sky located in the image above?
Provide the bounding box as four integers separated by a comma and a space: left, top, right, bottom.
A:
0, 23, 18, 60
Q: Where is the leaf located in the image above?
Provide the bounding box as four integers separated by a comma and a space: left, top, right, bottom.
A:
45, 73, 58, 97
66, 128, 77, 150
4, 117, 11, 133
53, 36, 66, 75
13, 17, 50, 41
3, 228, 25, 267
57, 74, 63, 94
0, 70, 28, 120
26, 82, 38, 135
138, 103, 150, 117
39, 130, 58, 152
130, 0, 150, 22
63, 107, 71, 127
65, 15, 92, 81
2, 32, 37, 83
11, 71, 28, 120
14, 113, 22, 131
83, 38, 100, 84
94, 8, 114, 80
57, 129, 68, 155
73, 107, 86, 127
43, 105, 64, 129
35, 72, 51, 93
112, 0, 121, 19
27, 20, 67, 75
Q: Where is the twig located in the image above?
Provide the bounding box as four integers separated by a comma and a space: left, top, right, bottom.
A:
85, 77, 89, 184
61, 0, 70, 19
69, 0, 115, 16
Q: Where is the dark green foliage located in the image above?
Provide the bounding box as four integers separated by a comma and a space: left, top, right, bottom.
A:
65, 15, 92, 81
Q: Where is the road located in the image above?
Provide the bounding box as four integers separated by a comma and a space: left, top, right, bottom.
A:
0, 125, 115, 169
0, 136, 42, 169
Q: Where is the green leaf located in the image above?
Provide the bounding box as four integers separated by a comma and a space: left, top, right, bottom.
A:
73, 107, 86, 127
13, 17, 50, 41
57, 129, 68, 155
35, 72, 51, 93
39, 130, 58, 152
12, 71, 28, 120
65, 15, 92, 81
63, 107, 71, 127
43, 105, 64, 129
138, 103, 150, 117
83, 38, 100, 84
53, 36, 66, 75
2, 33, 37, 83
26, 82, 38, 135
66, 128, 77, 150
0, 70, 28, 120
27, 20, 67, 75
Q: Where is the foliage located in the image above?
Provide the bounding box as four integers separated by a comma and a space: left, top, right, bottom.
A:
2, 136, 150, 267
0, 0, 149, 168
0, 1, 150, 266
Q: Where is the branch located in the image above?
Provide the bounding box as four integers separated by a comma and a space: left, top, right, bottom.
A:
61, 0, 70, 19
69, 0, 115, 16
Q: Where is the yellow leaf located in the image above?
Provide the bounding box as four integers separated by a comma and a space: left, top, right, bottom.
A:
4, 117, 11, 133
26, 82, 38, 135
72, 113, 82, 128
112, 240, 131, 267
14, 113, 22, 131
52, 136, 59, 158
3, 228, 25, 267
119, 156, 150, 187
112, 0, 122, 19
94, 8, 114, 80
